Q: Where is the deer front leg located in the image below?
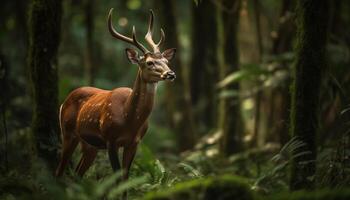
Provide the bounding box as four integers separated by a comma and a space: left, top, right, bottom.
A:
107, 141, 121, 172
121, 143, 138, 200
122, 124, 147, 181
122, 143, 138, 180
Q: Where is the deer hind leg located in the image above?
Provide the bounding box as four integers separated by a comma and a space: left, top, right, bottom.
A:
75, 142, 97, 177
55, 135, 79, 177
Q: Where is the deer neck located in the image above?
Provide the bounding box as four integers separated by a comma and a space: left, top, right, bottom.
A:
124, 69, 157, 127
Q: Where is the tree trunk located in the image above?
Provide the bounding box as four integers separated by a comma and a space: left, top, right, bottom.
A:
191, 1, 219, 133
155, 0, 196, 151
217, 0, 243, 156
28, 0, 62, 170
251, 0, 263, 147
290, 0, 329, 190
271, 0, 295, 54
267, 0, 295, 146
84, 0, 95, 85
0, 51, 9, 171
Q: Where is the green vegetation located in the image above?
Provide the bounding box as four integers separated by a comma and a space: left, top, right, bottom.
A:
144, 175, 254, 200
265, 189, 350, 200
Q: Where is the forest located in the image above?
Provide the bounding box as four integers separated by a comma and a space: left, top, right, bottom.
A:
0, 0, 350, 199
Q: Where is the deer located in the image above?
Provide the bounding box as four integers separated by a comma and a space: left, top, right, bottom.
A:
55, 8, 176, 186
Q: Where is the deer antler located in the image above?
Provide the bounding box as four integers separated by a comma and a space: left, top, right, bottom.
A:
145, 9, 165, 53
108, 8, 149, 53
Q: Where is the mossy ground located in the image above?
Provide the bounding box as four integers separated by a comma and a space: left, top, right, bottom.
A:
264, 189, 350, 200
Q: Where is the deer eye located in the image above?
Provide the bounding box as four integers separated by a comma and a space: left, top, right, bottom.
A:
146, 61, 154, 66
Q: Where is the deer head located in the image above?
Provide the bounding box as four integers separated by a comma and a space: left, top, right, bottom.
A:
108, 8, 176, 83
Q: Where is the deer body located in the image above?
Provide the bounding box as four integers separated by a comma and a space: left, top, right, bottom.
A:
55, 8, 176, 187
65, 73, 154, 148
56, 70, 155, 176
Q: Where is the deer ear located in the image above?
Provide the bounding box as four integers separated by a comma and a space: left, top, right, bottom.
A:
162, 48, 176, 60
126, 48, 139, 64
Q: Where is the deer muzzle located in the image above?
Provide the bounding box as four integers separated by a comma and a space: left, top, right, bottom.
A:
162, 71, 176, 81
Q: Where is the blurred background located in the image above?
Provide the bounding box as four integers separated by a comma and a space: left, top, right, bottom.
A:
0, 0, 350, 199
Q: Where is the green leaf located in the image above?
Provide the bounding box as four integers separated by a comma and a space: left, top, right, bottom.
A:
107, 176, 147, 198
341, 105, 350, 115
154, 159, 165, 184
178, 163, 202, 178
95, 171, 122, 197
193, 0, 200, 6
217, 63, 270, 88
217, 70, 247, 88
218, 90, 240, 99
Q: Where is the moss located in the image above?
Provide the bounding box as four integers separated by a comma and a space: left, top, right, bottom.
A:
144, 175, 254, 200
265, 189, 350, 200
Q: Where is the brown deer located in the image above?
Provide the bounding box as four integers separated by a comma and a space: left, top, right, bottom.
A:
55, 8, 176, 183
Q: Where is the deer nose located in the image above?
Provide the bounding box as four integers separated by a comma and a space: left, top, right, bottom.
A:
165, 71, 176, 81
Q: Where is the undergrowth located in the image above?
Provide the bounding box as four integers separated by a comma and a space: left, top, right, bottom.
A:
1, 128, 349, 199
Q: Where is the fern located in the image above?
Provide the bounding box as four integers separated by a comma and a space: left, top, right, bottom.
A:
252, 137, 310, 194
178, 162, 203, 178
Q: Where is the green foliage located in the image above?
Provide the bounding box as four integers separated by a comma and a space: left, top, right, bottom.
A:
193, 0, 201, 6
133, 144, 179, 191
264, 189, 350, 200
316, 128, 350, 188
217, 52, 294, 89
181, 150, 217, 176
252, 138, 310, 194
178, 162, 203, 178
0, 166, 146, 200
2, 126, 349, 199
144, 175, 254, 200
217, 64, 271, 89
132, 144, 205, 195
127, 0, 142, 10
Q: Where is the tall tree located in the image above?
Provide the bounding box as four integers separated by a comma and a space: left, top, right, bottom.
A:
28, 0, 62, 170
84, 0, 95, 85
155, 0, 196, 151
251, 0, 263, 147
290, 0, 329, 190
0, 51, 9, 171
217, 0, 243, 155
271, 0, 295, 55
191, 1, 219, 132
267, 0, 295, 146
